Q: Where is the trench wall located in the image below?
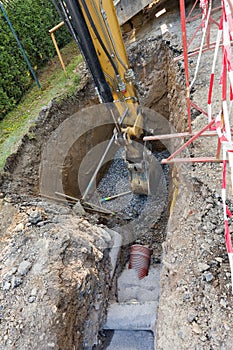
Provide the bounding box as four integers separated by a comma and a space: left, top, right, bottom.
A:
0, 37, 187, 349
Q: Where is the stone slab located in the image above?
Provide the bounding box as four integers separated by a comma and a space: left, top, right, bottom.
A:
105, 330, 154, 350
117, 265, 161, 302
102, 301, 158, 332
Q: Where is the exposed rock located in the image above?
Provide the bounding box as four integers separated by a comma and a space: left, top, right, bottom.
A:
0, 202, 116, 349
17, 260, 32, 276
73, 201, 86, 216
1, 2, 233, 350
198, 263, 211, 272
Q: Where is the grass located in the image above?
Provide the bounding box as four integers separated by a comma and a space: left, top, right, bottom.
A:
0, 41, 83, 169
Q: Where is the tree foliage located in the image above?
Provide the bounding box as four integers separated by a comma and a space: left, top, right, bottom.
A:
0, 0, 71, 119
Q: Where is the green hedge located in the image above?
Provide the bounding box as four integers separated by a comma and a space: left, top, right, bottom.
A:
0, 0, 71, 119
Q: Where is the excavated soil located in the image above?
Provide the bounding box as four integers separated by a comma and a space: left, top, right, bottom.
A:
1, 1, 233, 349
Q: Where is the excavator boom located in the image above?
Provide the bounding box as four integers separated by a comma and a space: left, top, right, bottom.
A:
52, 0, 157, 197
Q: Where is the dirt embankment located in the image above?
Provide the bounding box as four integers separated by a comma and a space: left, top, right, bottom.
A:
0, 29, 181, 348
0, 199, 114, 349
1, 1, 233, 350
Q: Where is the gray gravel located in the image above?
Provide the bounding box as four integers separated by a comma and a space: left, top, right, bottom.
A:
96, 148, 169, 231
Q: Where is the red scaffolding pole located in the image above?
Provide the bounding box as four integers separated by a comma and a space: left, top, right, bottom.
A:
148, 0, 233, 294
144, 0, 224, 165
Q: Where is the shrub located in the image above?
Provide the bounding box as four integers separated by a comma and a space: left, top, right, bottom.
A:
0, 0, 71, 119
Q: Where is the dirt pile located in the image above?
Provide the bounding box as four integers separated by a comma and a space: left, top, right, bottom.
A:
157, 174, 233, 350
0, 33, 175, 348
1, 1, 233, 350
0, 197, 117, 349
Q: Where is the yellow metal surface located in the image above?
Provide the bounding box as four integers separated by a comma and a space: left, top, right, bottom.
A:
78, 1, 149, 194
79, 0, 142, 137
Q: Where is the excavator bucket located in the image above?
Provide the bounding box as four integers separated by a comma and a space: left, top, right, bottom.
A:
114, 0, 154, 25
128, 158, 162, 196
125, 143, 163, 196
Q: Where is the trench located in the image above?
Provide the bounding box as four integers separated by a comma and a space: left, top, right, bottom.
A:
87, 38, 186, 349
0, 33, 187, 350
94, 146, 170, 350
40, 37, 185, 349
37, 34, 186, 348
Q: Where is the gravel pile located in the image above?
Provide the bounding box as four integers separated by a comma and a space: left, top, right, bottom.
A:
0, 197, 114, 349
96, 148, 169, 227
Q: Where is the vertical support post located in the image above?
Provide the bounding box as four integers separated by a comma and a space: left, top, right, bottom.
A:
0, 2, 41, 89
49, 21, 67, 74
51, 32, 66, 73
216, 137, 221, 159
206, 2, 211, 47
180, 0, 192, 133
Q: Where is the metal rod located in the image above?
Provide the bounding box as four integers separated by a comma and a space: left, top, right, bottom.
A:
186, 6, 221, 22
188, 21, 203, 48
101, 190, 131, 202
40, 193, 74, 203
109, 108, 121, 134
50, 31, 67, 73
82, 134, 115, 201
0, 3, 41, 89
180, 0, 192, 133
166, 119, 215, 161
209, 15, 219, 27
55, 191, 79, 202
174, 43, 217, 61
189, 1, 212, 91
55, 191, 115, 214
82, 107, 128, 201
186, 1, 215, 48
186, 0, 199, 21
144, 130, 219, 141
161, 157, 224, 164
83, 201, 115, 214
49, 21, 64, 33
190, 101, 208, 116
174, 41, 227, 61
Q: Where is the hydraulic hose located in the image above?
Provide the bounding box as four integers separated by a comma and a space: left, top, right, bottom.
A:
61, 0, 113, 103
52, 0, 80, 48
80, 0, 120, 77
99, 0, 128, 71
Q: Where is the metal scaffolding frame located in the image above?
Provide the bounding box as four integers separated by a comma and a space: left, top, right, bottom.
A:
144, 0, 224, 164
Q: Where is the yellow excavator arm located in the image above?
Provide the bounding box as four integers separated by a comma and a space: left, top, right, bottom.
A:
80, 1, 135, 99
79, 0, 143, 138
52, 0, 155, 196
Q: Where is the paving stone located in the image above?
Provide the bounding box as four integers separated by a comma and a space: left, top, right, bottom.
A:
117, 266, 161, 302
103, 301, 158, 332
105, 330, 154, 350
